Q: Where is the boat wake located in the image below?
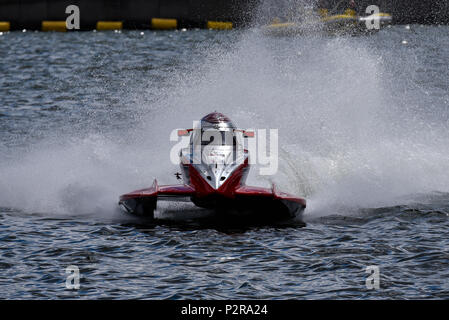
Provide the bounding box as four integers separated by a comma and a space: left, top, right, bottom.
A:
0, 22, 448, 221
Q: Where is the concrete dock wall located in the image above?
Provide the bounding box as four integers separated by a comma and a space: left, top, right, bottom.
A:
0, 0, 447, 31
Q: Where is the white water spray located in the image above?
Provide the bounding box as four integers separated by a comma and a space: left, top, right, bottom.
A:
0, 9, 448, 218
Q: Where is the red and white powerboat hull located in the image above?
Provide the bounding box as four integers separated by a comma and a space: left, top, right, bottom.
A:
119, 112, 306, 222
119, 179, 306, 221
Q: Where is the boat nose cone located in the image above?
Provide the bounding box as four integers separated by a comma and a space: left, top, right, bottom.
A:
208, 169, 225, 189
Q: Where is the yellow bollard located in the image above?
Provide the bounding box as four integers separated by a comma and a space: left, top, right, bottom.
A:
42, 21, 67, 32
0, 21, 10, 31
151, 18, 177, 30
96, 21, 123, 31
207, 21, 233, 30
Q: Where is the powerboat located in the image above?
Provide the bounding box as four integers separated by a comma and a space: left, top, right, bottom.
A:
119, 112, 306, 222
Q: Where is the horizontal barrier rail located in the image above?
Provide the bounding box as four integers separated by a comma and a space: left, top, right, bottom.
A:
0, 19, 235, 31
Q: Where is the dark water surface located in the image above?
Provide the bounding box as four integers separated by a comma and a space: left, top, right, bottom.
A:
0, 26, 448, 299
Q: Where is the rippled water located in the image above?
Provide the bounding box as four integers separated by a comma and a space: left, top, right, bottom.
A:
0, 25, 449, 299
